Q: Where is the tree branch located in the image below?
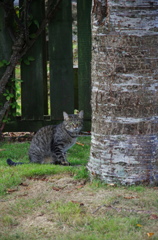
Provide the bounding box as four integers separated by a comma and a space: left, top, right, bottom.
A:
0, 0, 62, 128
0, 33, 24, 94
0, 0, 62, 94
20, 0, 62, 58
0, 101, 9, 122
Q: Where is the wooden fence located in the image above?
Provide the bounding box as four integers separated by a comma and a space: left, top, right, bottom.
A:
0, 0, 92, 132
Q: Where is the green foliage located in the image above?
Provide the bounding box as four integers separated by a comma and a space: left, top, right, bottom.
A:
0, 0, 41, 124
3, 89, 14, 101
0, 59, 10, 68
23, 56, 35, 65
2, 76, 23, 123
29, 33, 36, 39
33, 19, 40, 29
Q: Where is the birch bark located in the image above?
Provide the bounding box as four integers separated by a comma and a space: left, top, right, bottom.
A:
88, 0, 158, 185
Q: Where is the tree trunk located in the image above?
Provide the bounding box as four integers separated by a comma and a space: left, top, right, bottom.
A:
88, 0, 158, 185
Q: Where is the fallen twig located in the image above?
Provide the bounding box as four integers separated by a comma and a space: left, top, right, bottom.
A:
76, 142, 84, 146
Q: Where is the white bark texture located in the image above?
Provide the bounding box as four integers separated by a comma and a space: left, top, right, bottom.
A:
88, 0, 158, 185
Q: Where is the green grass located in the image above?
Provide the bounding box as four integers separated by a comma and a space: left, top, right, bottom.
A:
0, 136, 90, 195
0, 136, 158, 240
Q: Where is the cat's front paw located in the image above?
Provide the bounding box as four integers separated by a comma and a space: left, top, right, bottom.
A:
61, 161, 70, 166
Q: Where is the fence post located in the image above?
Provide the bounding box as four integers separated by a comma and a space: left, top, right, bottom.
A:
21, 0, 47, 120
0, 5, 14, 121
49, 0, 74, 120
0, 7, 12, 75
77, 0, 92, 129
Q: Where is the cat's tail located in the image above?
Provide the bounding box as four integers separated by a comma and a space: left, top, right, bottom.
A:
7, 159, 24, 166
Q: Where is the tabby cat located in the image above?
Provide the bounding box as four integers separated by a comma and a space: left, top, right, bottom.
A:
7, 111, 83, 166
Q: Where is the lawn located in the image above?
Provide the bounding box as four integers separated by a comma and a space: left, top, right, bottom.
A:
0, 136, 158, 240
0, 136, 90, 195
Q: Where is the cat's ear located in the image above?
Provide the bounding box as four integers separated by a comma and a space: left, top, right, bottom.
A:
63, 112, 69, 120
78, 110, 84, 119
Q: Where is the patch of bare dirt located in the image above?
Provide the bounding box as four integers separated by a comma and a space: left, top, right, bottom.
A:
2, 132, 34, 142
6, 173, 109, 210
1, 173, 158, 239
2, 131, 91, 142
0, 174, 115, 232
